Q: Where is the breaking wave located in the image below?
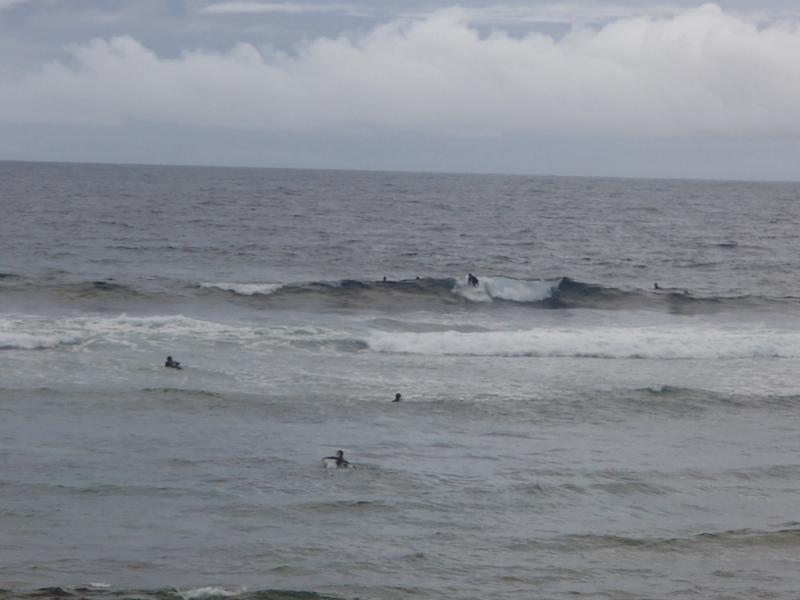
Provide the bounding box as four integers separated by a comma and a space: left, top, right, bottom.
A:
0, 273, 775, 314
0, 332, 84, 350
195, 275, 710, 312
200, 282, 284, 295
451, 276, 559, 303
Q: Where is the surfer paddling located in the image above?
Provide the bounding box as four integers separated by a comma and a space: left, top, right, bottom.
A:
321, 449, 353, 469
164, 356, 182, 369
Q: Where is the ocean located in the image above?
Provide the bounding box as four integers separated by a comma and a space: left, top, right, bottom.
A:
2, 160, 800, 600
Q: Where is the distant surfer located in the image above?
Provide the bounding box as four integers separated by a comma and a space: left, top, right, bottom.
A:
467, 273, 479, 287
393, 392, 402, 402
654, 282, 660, 290
321, 449, 352, 469
164, 356, 182, 369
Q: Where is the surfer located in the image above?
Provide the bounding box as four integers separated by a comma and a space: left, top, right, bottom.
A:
393, 392, 402, 402
654, 282, 660, 290
164, 356, 181, 369
322, 449, 351, 468
467, 273, 479, 287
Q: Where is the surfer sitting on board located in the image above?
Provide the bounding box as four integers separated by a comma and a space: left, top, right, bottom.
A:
164, 356, 182, 369
467, 273, 479, 287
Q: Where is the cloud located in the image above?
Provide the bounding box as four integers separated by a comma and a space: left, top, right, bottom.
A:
1, 3, 799, 139
200, 2, 358, 15
405, 3, 684, 24
423, 2, 800, 25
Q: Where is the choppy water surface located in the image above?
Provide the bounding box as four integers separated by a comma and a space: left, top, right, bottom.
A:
2, 161, 800, 600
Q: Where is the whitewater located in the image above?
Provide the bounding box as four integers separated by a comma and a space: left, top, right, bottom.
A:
3, 161, 800, 600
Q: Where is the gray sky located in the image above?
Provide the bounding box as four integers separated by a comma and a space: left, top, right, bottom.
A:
1, 0, 799, 179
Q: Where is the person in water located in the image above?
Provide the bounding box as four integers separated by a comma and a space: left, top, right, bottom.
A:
467, 273, 479, 287
323, 449, 350, 468
393, 392, 402, 402
164, 356, 181, 369
654, 282, 660, 290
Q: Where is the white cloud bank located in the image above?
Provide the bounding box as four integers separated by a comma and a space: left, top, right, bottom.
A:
1, 3, 799, 138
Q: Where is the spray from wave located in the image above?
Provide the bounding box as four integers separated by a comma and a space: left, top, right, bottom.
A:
452, 276, 559, 303
200, 282, 284, 296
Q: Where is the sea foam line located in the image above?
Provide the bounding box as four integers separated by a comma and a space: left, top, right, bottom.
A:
366, 325, 800, 359
0, 313, 351, 351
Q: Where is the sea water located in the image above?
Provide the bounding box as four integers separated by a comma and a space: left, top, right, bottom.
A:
2, 161, 800, 600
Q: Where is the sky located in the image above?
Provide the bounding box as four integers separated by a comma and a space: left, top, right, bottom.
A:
1, 0, 799, 180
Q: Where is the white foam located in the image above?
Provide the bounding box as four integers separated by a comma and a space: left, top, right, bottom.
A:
0, 314, 264, 352
0, 314, 357, 356
0, 331, 84, 350
84, 583, 111, 590
178, 587, 244, 600
201, 282, 283, 295
453, 276, 558, 303
321, 457, 356, 469
366, 325, 800, 359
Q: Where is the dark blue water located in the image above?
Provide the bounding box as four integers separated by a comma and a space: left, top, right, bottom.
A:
2, 161, 800, 600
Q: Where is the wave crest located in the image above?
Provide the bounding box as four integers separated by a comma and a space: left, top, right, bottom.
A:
453, 276, 559, 303
200, 282, 283, 296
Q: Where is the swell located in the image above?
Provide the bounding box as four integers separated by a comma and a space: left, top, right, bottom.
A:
1, 278, 150, 299
1, 274, 776, 314
555, 525, 800, 551
0, 587, 341, 600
